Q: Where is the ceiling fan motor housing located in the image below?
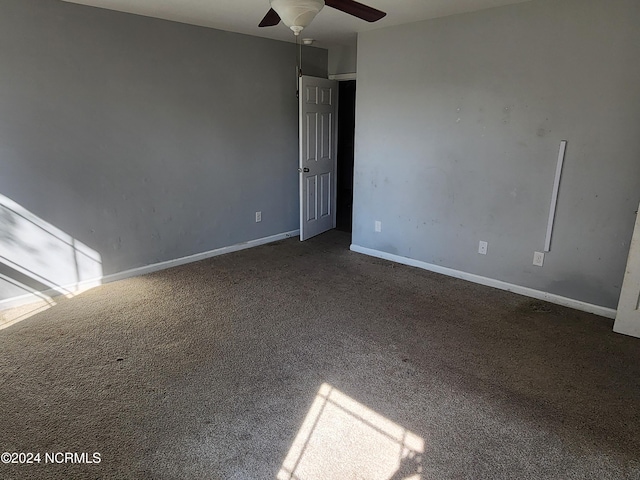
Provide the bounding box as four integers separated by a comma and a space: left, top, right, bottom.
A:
270, 0, 325, 34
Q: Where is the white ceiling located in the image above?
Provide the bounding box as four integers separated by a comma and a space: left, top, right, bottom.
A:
62, 0, 532, 47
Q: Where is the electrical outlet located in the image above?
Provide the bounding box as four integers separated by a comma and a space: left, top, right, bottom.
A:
478, 241, 488, 255
533, 251, 544, 267
375, 221, 382, 232
255, 211, 262, 223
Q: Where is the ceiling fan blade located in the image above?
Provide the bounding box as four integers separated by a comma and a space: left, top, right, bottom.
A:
325, 0, 386, 22
259, 8, 281, 27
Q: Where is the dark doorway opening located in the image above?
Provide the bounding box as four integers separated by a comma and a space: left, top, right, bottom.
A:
336, 80, 356, 233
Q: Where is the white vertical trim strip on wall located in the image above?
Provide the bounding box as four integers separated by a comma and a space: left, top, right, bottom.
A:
545, 140, 567, 252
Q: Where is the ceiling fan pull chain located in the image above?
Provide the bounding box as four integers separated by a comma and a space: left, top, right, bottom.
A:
299, 34, 303, 77
296, 34, 300, 98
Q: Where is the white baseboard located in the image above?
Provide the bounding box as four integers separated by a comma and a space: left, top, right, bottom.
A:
350, 244, 617, 319
101, 229, 300, 284
0, 230, 299, 311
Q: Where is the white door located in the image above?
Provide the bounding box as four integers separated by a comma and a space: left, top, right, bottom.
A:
299, 76, 337, 241
614, 204, 640, 338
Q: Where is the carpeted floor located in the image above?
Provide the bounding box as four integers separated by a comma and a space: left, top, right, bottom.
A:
0, 230, 638, 480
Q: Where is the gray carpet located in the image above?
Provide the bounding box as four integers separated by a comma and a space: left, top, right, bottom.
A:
0, 230, 638, 480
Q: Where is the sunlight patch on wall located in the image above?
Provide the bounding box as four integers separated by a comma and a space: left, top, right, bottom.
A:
278, 383, 424, 480
0, 194, 102, 325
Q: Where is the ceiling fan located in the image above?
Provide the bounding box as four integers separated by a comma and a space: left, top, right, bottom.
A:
259, 0, 386, 36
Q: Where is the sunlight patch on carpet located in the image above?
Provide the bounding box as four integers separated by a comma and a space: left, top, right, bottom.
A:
0, 299, 54, 330
278, 383, 424, 480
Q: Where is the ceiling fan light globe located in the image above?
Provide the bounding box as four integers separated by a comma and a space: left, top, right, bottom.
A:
270, 0, 325, 31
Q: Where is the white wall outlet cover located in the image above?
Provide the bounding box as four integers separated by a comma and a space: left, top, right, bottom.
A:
375, 221, 382, 232
255, 211, 262, 222
478, 241, 488, 255
533, 251, 544, 267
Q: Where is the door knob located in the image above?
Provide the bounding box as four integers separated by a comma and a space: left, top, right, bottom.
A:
298, 167, 310, 172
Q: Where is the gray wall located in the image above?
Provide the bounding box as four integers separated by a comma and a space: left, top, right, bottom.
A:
328, 43, 357, 76
0, 0, 326, 302
353, 0, 640, 309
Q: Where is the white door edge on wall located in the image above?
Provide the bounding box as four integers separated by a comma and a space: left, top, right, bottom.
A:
614, 202, 640, 338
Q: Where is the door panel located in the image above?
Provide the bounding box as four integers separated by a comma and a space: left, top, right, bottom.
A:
306, 176, 317, 222
320, 173, 331, 218
320, 113, 332, 160
299, 76, 337, 241
306, 113, 317, 161
320, 87, 332, 105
